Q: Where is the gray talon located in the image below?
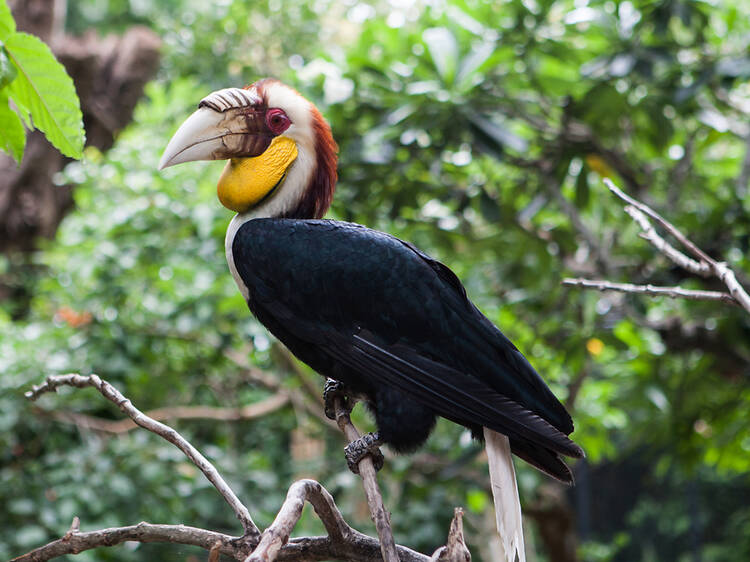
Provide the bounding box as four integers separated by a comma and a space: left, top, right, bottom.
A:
324, 378, 349, 420
344, 432, 384, 474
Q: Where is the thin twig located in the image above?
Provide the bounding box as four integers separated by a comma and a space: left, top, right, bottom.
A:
11, 522, 245, 562
42, 393, 290, 434
25, 374, 260, 540
562, 278, 737, 304
623, 206, 712, 277
603, 178, 715, 265
333, 397, 400, 562
604, 178, 750, 313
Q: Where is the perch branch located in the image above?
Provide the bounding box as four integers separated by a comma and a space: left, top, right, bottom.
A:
333, 396, 400, 562
562, 278, 736, 304
25, 374, 260, 540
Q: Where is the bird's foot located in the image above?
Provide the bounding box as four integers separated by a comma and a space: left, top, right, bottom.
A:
345, 431, 384, 474
324, 378, 351, 420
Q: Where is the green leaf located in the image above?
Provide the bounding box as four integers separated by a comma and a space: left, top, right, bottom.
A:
456, 41, 495, 93
0, 90, 25, 162
4, 32, 84, 159
0, 0, 15, 42
423, 27, 458, 85
10, 82, 31, 128
466, 488, 489, 513
0, 46, 15, 89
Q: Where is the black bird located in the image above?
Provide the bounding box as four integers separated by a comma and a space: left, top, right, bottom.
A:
159, 78, 583, 561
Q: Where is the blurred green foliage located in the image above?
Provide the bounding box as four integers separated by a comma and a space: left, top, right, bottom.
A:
2, 0, 750, 560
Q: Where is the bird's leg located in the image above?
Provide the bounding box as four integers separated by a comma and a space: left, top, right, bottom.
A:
324, 379, 384, 473
345, 431, 384, 474
323, 378, 352, 420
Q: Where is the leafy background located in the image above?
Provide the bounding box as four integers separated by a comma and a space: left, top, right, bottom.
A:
2, 0, 750, 560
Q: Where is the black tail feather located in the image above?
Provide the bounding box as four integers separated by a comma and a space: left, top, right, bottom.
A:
510, 438, 576, 484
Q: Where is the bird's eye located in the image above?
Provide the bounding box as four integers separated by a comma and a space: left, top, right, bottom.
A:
266, 108, 291, 135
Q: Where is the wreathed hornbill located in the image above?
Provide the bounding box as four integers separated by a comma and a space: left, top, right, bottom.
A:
159, 78, 583, 561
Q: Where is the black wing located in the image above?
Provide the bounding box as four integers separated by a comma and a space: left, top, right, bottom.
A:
232, 218, 583, 476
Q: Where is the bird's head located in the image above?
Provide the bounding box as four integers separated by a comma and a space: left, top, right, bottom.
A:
159, 78, 337, 219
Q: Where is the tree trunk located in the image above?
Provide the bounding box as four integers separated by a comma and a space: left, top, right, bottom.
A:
0, 0, 160, 312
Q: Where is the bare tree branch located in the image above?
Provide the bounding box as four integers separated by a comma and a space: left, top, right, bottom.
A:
244, 478, 428, 562
20, 374, 471, 561
562, 278, 737, 304
40, 392, 290, 434
11, 522, 247, 562
623, 206, 712, 277
13, 518, 436, 562
246, 479, 351, 561
565, 180, 750, 314
713, 262, 750, 314
25, 374, 260, 539
603, 178, 714, 266
332, 395, 400, 562
14, 519, 426, 562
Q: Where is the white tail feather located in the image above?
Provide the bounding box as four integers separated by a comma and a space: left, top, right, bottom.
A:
484, 427, 525, 562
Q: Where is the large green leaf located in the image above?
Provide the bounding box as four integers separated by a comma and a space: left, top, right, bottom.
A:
4, 32, 84, 159
0, 0, 14, 42
0, 89, 24, 162
0, 46, 15, 89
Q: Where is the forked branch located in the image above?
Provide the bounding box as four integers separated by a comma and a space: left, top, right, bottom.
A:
18, 374, 470, 561
563, 179, 750, 314
562, 278, 736, 304
25, 373, 260, 539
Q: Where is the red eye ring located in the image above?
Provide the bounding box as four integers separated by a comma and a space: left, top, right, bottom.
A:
266, 108, 291, 134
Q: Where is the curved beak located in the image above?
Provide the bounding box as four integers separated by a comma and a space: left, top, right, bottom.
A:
158, 105, 272, 170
